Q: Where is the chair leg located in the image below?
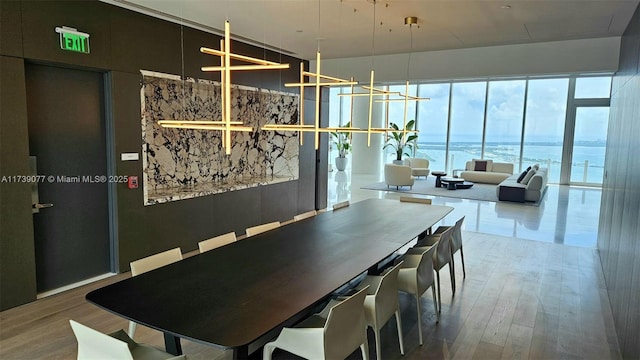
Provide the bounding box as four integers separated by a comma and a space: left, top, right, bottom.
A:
127, 321, 137, 338
360, 336, 369, 360
374, 328, 382, 360
415, 295, 423, 345
460, 246, 466, 278
395, 310, 405, 355
431, 285, 439, 323
450, 260, 456, 295
436, 271, 442, 314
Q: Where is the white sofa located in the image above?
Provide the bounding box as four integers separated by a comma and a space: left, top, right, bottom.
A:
405, 158, 430, 179
497, 166, 548, 202
460, 160, 514, 184
384, 164, 415, 189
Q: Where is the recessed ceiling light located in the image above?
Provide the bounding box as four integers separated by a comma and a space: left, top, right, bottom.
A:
501, 5, 512, 9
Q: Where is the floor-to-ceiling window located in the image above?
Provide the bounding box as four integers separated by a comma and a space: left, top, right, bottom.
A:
448, 82, 486, 171
328, 74, 611, 186
522, 78, 569, 183
485, 80, 526, 169
415, 83, 450, 171
383, 83, 418, 164
567, 76, 611, 185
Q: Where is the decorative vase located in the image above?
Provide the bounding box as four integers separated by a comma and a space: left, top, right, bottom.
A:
335, 157, 348, 171
392, 159, 404, 165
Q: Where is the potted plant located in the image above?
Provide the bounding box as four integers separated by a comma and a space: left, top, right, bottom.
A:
384, 120, 418, 164
330, 122, 352, 171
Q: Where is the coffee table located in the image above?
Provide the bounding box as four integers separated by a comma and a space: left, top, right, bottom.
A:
431, 171, 447, 187
440, 177, 474, 190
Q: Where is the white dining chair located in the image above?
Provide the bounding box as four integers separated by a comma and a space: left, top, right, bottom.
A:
399, 196, 432, 204
400, 196, 434, 235
357, 261, 405, 360
263, 286, 369, 360
432, 216, 466, 280
293, 210, 317, 221
128, 247, 183, 338
332, 200, 350, 210
69, 320, 185, 360
397, 244, 439, 345
198, 231, 236, 253
245, 221, 281, 237
413, 226, 456, 311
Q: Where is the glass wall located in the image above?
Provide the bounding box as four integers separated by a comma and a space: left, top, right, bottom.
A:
415, 83, 450, 171
384, 84, 418, 164
328, 75, 611, 185
570, 106, 610, 183
448, 82, 486, 171
484, 80, 526, 168
522, 78, 569, 183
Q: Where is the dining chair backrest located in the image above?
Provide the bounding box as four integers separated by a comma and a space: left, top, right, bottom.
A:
246, 221, 281, 237
399, 196, 432, 204
293, 210, 317, 221
373, 262, 404, 325
433, 227, 454, 271
332, 201, 350, 210
70, 320, 134, 360
416, 245, 438, 295
130, 247, 183, 276
324, 286, 369, 359
451, 216, 465, 253
198, 231, 237, 253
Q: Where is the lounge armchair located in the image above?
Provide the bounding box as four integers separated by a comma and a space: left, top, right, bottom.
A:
384, 164, 415, 190
406, 158, 430, 179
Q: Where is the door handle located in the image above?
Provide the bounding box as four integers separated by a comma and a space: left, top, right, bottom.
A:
33, 203, 54, 209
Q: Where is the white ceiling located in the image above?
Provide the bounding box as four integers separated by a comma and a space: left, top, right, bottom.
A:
104, 0, 639, 60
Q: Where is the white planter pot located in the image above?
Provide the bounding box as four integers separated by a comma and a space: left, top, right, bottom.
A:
335, 157, 348, 171
392, 159, 404, 165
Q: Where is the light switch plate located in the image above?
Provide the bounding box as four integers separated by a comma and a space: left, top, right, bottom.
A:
121, 153, 139, 161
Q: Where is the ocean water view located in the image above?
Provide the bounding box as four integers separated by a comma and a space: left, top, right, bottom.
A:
412, 142, 605, 184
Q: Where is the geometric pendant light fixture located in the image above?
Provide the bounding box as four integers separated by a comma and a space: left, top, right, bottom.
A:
158, 20, 290, 155
262, 50, 358, 149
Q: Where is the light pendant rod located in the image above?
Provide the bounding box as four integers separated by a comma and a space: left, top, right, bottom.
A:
299, 61, 305, 145
314, 50, 321, 149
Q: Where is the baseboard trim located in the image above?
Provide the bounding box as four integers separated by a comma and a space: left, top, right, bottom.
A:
37, 273, 117, 299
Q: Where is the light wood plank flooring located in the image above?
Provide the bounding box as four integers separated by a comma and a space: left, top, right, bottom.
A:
0, 231, 619, 359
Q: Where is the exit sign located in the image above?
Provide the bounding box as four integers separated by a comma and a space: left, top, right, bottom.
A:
55, 26, 90, 54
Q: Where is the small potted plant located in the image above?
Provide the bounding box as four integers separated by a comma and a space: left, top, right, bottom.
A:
330, 122, 352, 171
384, 120, 418, 164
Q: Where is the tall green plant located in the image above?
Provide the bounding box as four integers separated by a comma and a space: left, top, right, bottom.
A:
383, 120, 418, 161
330, 121, 352, 158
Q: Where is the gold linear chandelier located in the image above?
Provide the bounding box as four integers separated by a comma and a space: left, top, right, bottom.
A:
157, 20, 290, 155
262, 51, 357, 149
338, 69, 404, 146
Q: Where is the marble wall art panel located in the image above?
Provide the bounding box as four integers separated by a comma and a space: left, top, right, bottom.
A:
140, 70, 299, 205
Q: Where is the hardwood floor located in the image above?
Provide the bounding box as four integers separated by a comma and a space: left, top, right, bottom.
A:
0, 231, 619, 360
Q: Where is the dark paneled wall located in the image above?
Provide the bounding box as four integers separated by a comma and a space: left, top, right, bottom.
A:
0, 0, 318, 310
0, 55, 37, 309
598, 4, 640, 359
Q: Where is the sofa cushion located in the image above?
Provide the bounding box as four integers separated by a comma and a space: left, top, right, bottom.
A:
471, 158, 493, 172
474, 160, 488, 171
460, 171, 511, 184
516, 171, 527, 183
491, 162, 514, 174
521, 168, 536, 184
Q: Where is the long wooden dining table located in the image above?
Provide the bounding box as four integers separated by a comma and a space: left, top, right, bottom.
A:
86, 198, 453, 359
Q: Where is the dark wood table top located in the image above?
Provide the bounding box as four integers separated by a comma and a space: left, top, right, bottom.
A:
86, 199, 453, 351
